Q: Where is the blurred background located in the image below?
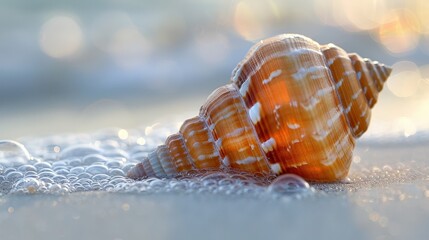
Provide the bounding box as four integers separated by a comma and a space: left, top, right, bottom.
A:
1, 0, 428, 139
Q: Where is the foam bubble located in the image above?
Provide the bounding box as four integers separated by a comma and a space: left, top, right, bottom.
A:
268, 174, 313, 197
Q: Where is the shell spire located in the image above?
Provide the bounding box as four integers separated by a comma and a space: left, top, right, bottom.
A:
127, 34, 392, 182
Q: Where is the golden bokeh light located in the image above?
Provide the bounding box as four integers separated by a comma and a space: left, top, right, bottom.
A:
378, 9, 420, 54
234, 1, 267, 41
342, 0, 387, 31
413, 0, 429, 34
353, 155, 361, 164
53, 146, 61, 153
39, 15, 83, 58
136, 137, 146, 145
387, 61, 421, 98
314, 0, 387, 31
118, 129, 129, 140
8, 207, 14, 214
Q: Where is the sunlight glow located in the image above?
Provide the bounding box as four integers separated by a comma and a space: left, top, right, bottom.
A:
387, 61, 421, 98
136, 137, 146, 145
234, 1, 266, 41
378, 9, 420, 54
118, 129, 129, 140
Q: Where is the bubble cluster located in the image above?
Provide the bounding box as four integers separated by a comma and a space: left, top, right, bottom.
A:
0, 127, 314, 199
3, 125, 427, 199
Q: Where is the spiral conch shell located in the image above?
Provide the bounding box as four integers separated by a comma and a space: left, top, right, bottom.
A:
128, 34, 392, 182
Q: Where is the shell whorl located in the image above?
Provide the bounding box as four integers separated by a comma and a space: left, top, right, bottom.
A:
128, 34, 392, 182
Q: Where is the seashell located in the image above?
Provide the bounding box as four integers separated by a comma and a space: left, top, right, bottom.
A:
127, 34, 392, 182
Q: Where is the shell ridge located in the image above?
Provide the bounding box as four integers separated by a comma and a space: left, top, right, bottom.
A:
200, 84, 271, 173
180, 116, 222, 170
197, 115, 223, 169
321, 44, 375, 138
231, 82, 273, 174
165, 133, 195, 173
320, 45, 354, 139
157, 145, 176, 177
348, 53, 379, 108
175, 132, 198, 170
142, 157, 156, 177
231, 34, 320, 86
148, 150, 167, 178
233, 47, 324, 89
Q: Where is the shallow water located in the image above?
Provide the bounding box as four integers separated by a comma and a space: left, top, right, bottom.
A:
1, 126, 429, 240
